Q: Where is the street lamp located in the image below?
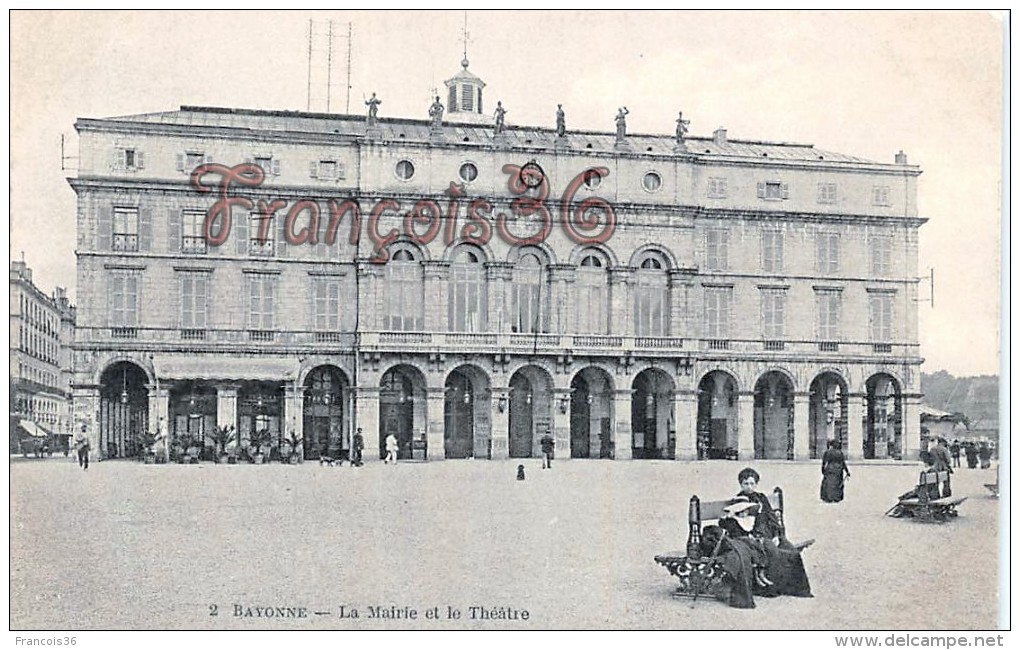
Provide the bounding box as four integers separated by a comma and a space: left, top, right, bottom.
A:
120, 367, 129, 404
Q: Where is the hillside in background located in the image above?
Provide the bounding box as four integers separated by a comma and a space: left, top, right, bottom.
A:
921, 371, 1000, 432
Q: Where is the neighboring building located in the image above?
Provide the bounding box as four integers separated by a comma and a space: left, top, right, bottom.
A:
69, 59, 925, 462
918, 404, 967, 450
9, 260, 76, 452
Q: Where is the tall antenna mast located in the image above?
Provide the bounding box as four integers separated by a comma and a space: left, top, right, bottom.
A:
306, 19, 313, 111
345, 22, 353, 114
460, 10, 471, 66
306, 20, 353, 113
326, 20, 334, 112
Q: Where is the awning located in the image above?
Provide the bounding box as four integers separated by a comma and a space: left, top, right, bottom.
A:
152, 355, 299, 381
18, 420, 51, 438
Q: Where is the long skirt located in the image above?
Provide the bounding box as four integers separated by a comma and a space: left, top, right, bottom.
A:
820, 471, 846, 502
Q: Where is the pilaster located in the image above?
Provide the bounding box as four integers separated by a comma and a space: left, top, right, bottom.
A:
737, 391, 755, 460
792, 392, 810, 461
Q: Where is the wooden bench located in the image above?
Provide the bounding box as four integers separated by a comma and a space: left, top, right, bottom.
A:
887, 470, 966, 522
654, 487, 790, 601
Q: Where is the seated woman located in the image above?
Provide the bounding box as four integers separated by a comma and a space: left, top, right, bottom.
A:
702, 467, 813, 608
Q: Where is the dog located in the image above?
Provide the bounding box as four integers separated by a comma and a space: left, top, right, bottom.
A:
516, 464, 526, 481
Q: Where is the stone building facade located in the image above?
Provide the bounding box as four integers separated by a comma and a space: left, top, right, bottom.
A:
70, 62, 925, 462
10, 260, 76, 449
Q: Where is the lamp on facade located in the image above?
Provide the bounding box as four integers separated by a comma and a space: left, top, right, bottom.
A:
586, 394, 594, 406
497, 395, 507, 413
559, 396, 570, 414
120, 367, 129, 404
525, 392, 532, 405
463, 390, 471, 405
677, 356, 693, 377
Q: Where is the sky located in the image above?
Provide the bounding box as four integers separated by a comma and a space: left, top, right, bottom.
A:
8, 10, 1006, 377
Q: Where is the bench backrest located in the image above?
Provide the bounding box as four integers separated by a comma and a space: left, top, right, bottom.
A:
917, 470, 951, 502
919, 470, 950, 485
685, 487, 785, 558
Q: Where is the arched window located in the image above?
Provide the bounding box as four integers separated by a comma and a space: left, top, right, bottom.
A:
448, 248, 487, 332
385, 247, 423, 331
576, 252, 609, 334
511, 251, 547, 333
635, 253, 669, 336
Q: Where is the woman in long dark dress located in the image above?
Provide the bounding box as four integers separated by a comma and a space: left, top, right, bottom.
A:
820, 439, 851, 502
707, 467, 813, 608
965, 442, 979, 469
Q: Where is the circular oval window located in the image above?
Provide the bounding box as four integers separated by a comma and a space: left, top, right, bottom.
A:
643, 171, 662, 192
395, 160, 415, 181
459, 162, 478, 183
583, 169, 602, 189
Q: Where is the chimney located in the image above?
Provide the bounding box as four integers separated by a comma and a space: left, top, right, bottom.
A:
713, 127, 728, 145
895, 150, 908, 165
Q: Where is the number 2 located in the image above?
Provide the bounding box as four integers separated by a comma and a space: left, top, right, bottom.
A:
209, 604, 218, 616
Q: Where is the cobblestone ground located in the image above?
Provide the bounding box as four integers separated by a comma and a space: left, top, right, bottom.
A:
10, 455, 1001, 630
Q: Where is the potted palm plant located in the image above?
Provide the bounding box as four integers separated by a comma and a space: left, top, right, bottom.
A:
176, 433, 196, 464
283, 430, 303, 464
249, 428, 272, 464
210, 425, 236, 464
138, 431, 164, 464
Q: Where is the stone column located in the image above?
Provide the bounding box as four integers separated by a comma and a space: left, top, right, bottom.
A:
216, 384, 238, 440
792, 391, 810, 461
547, 264, 575, 334
674, 389, 698, 460
609, 267, 635, 337
285, 383, 304, 457
354, 385, 381, 461
486, 262, 513, 333
425, 387, 446, 461
422, 261, 450, 332
552, 387, 571, 460
147, 383, 170, 461
613, 388, 633, 460
737, 391, 756, 460
490, 386, 510, 460
846, 393, 866, 461
901, 393, 922, 461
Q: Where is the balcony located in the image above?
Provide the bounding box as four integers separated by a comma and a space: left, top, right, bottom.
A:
764, 340, 785, 351
872, 343, 893, 353
111, 327, 137, 339
819, 341, 840, 352
248, 330, 275, 342
181, 329, 207, 340
707, 339, 730, 350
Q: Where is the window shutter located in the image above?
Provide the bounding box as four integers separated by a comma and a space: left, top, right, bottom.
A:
277, 213, 287, 258
176, 154, 186, 172
448, 86, 457, 113
265, 279, 276, 329
196, 276, 207, 328
138, 206, 153, 251
235, 214, 248, 255
127, 276, 139, 326
272, 159, 281, 176
136, 152, 145, 169
309, 161, 318, 179
757, 182, 766, 199
168, 210, 182, 253
477, 87, 483, 114
110, 149, 121, 172
781, 183, 789, 199
97, 203, 113, 251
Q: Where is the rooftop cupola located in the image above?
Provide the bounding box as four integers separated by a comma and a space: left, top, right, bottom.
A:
444, 57, 488, 124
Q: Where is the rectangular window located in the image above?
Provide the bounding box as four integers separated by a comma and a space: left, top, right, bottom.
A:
707, 177, 728, 198
870, 292, 894, 341
761, 289, 786, 339
248, 274, 276, 331
704, 286, 732, 339
706, 228, 729, 271
816, 232, 840, 274
254, 156, 272, 172
761, 230, 784, 273
124, 149, 136, 169
758, 181, 789, 200
112, 207, 139, 251
634, 272, 669, 337
313, 278, 341, 331
185, 152, 205, 170
249, 212, 275, 256
318, 160, 339, 180
870, 235, 893, 277
575, 269, 608, 334
872, 185, 891, 206
816, 290, 841, 341
180, 273, 208, 329
109, 273, 139, 327
817, 183, 837, 204
182, 210, 207, 254
386, 263, 424, 331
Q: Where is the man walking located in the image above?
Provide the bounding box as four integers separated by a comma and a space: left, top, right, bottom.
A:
950, 439, 961, 468
74, 425, 90, 470
540, 428, 555, 469
352, 428, 364, 467
929, 437, 954, 497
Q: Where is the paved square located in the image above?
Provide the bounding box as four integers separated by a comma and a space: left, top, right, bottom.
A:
10, 457, 1000, 629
